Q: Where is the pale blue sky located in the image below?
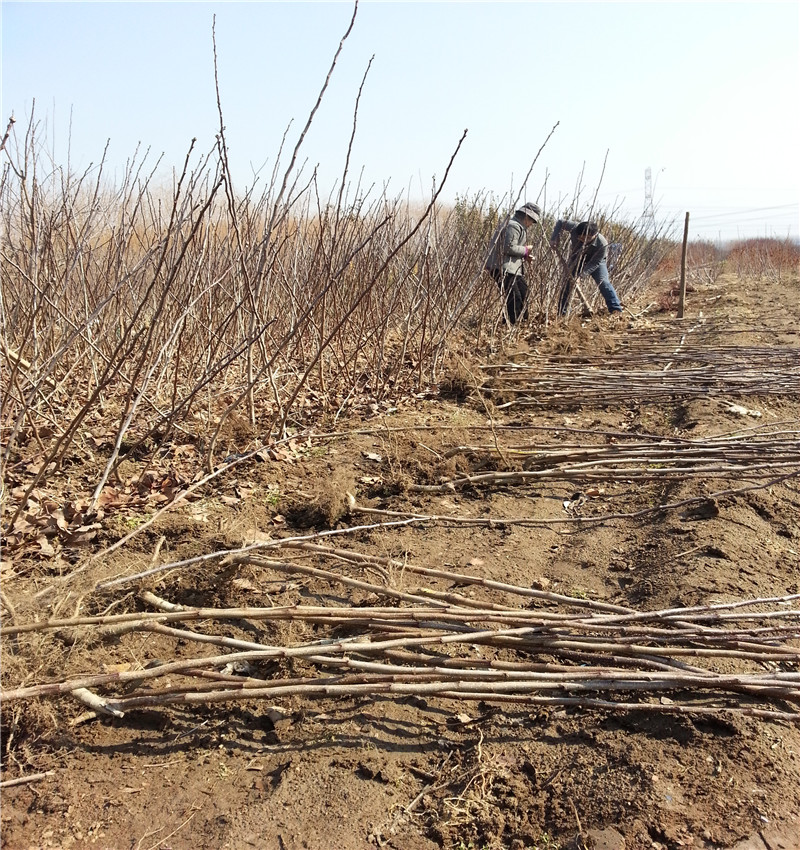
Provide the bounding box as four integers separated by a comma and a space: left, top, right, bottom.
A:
2, 1, 798, 241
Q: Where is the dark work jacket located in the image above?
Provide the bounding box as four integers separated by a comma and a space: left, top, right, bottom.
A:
551, 219, 609, 276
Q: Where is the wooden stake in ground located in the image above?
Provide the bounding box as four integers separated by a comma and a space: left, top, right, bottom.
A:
678, 211, 690, 319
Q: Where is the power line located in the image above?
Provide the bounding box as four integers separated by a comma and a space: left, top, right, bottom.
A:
669, 204, 798, 222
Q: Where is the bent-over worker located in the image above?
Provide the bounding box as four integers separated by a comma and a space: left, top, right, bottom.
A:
550, 219, 623, 316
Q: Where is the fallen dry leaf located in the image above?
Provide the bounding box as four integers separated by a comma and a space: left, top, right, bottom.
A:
36, 535, 55, 557
243, 528, 273, 546
102, 662, 133, 674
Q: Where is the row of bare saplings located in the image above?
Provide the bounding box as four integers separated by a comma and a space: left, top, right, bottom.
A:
0, 114, 666, 513
2, 540, 799, 724
401, 425, 800, 496
15, 421, 797, 593
479, 340, 800, 410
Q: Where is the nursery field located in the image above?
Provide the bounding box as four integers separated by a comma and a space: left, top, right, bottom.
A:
1, 267, 800, 850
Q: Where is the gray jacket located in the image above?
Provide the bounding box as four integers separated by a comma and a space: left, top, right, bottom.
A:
551, 219, 608, 276
485, 212, 530, 276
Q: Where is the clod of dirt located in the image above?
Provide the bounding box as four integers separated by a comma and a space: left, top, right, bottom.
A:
679, 498, 720, 521
283, 467, 356, 528
438, 355, 479, 402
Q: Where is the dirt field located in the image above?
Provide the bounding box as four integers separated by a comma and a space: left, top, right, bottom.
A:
2, 269, 799, 850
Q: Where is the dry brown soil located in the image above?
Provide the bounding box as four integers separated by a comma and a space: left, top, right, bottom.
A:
2, 271, 799, 850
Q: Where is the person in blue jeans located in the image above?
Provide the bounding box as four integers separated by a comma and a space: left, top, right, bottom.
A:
550, 219, 623, 316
